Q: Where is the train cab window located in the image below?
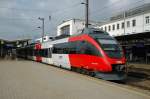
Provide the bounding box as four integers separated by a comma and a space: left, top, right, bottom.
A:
97, 39, 123, 58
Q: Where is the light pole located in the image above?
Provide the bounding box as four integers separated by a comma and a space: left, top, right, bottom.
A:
81, 0, 89, 28
38, 17, 45, 43
123, 11, 126, 35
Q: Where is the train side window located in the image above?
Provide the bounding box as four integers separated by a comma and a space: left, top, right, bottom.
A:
52, 46, 57, 53
62, 43, 69, 54
84, 41, 101, 56
53, 44, 64, 54
39, 50, 42, 56
48, 48, 52, 58
34, 50, 38, 56
76, 41, 85, 54
52, 41, 101, 56
45, 49, 48, 57
40, 49, 48, 57
68, 42, 77, 54
53, 42, 77, 54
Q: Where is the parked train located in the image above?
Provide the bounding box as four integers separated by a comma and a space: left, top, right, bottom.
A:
17, 28, 127, 80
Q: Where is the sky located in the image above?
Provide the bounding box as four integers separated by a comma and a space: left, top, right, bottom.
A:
0, 0, 150, 40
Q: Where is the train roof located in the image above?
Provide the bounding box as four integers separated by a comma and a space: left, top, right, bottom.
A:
81, 28, 109, 35
35, 28, 115, 44
53, 28, 110, 40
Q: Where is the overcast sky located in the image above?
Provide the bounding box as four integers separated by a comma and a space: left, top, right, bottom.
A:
0, 0, 150, 40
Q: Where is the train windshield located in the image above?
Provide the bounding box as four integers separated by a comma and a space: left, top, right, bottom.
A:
97, 39, 123, 58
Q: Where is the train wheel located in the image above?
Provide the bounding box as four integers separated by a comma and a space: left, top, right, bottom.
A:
89, 72, 96, 77
80, 68, 85, 74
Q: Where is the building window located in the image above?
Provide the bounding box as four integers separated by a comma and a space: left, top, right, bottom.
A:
132, 19, 136, 27
112, 24, 115, 30
61, 25, 70, 35
105, 26, 107, 31
127, 21, 130, 28
117, 24, 120, 30
43, 38, 46, 40
145, 16, 149, 24
108, 25, 111, 31
122, 22, 124, 29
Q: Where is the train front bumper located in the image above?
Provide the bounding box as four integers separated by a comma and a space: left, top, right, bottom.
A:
94, 71, 127, 80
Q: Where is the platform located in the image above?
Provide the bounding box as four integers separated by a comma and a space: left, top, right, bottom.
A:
0, 60, 149, 99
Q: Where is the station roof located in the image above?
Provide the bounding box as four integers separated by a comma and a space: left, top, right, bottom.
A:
0, 38, 31, 45
115, 32, 150, 40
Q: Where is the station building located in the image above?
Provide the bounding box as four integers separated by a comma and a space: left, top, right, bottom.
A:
99, 3, 150, 63
99, 3, 150, 36
57, 19, 100, 36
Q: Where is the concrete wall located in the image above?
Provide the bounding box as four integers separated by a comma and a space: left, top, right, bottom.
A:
57, 19, 85, 36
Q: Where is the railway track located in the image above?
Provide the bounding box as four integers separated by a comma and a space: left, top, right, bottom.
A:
125, 70, 150, 91
71, 65, 150, 91
111, 66, 150, 91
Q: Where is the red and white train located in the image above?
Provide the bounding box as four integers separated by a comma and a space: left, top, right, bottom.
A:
17, 28, 127, 80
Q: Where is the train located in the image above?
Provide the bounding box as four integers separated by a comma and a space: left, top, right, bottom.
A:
17, 28, 127, 80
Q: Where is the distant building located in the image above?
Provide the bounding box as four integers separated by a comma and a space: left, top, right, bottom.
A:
57, 19, 101, 36
35, 35, 55, 43
99, 3, 150, 36
0, 38, 30, 58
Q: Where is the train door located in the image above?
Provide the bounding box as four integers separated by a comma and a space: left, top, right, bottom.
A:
47, 46, 53, 64
58, 54, 70, 69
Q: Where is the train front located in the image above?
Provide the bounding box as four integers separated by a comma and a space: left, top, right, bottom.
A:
88, 29, 127, 80
96, 38, 126, 80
